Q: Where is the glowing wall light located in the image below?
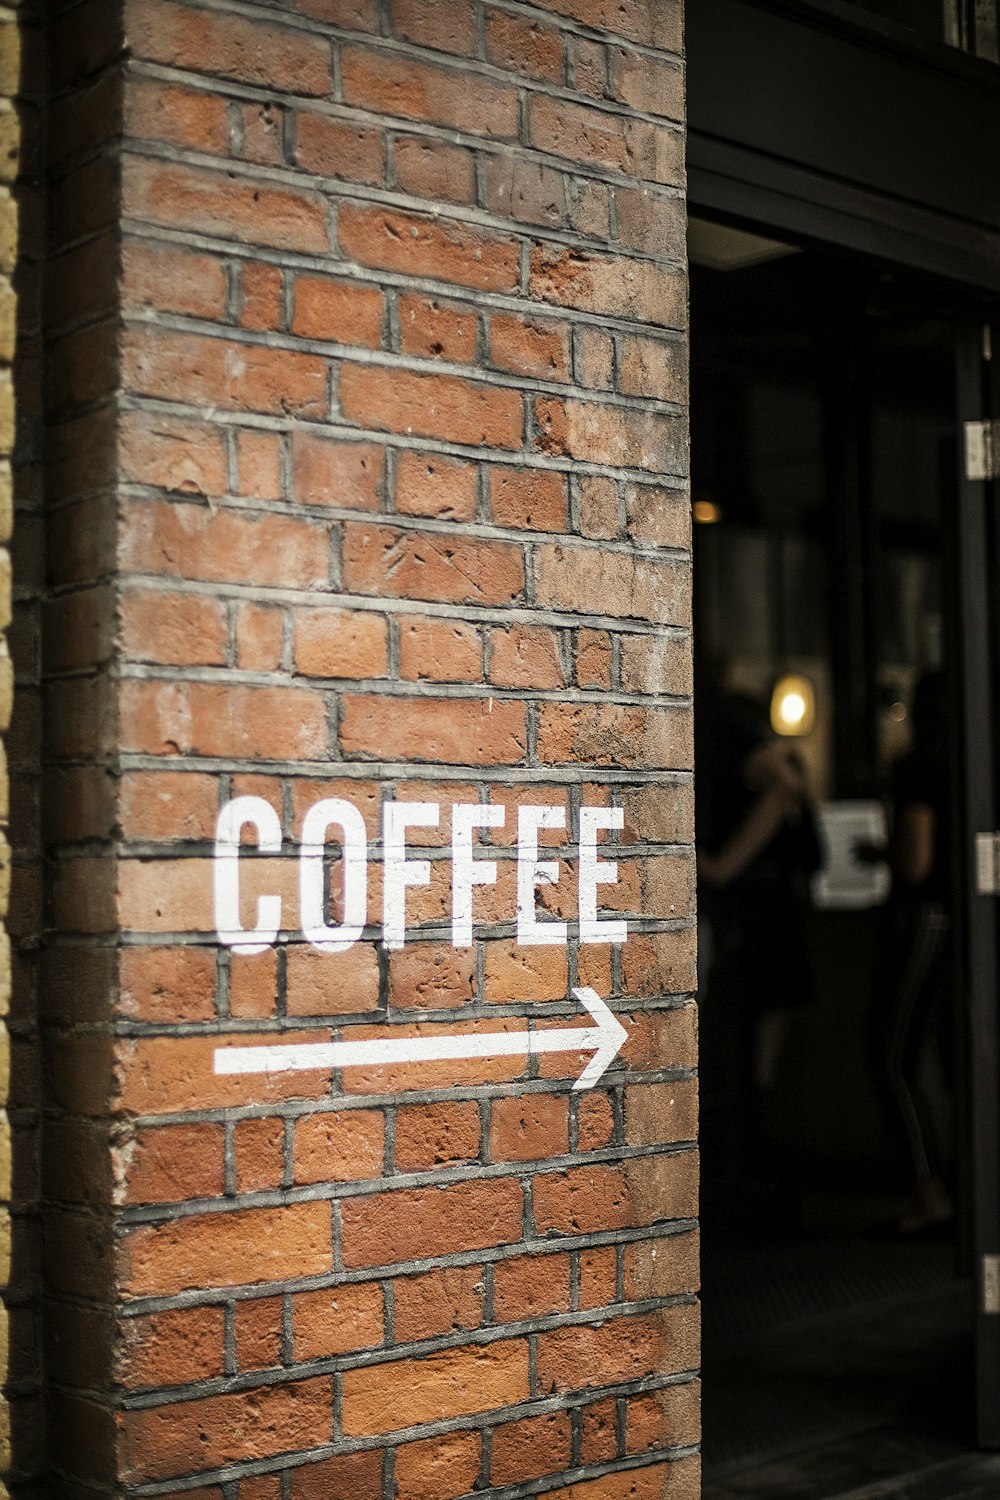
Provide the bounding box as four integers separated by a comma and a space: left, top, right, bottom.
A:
770, 674, 816, 737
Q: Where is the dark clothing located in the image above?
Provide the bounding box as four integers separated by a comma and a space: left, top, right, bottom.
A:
695, 681, 822, 1013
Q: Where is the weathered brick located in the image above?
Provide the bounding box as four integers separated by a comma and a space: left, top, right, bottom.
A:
339, 203, 519, 293
293, 110, 385, 184
342, 44, 519, 138
128, 0, 332, 94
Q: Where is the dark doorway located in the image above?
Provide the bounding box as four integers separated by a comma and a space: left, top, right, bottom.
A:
691, 222, 990, 1496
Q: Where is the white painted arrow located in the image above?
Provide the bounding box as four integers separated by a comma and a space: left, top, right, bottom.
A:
213, 987, 627, 1091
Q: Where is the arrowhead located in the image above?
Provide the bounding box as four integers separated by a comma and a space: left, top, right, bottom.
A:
571, 986, 628, 1090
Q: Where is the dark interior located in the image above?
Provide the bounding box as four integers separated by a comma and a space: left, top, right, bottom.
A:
691, 226, 980, 1496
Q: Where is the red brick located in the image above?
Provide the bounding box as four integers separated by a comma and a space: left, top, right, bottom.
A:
573, 35, 608, 95
120, 680, 327, 760
578, 475, 620, 539
538, 1305, 697, 1395
292, 275, 384, 348
483, 155, 566, 228
341, 1339, 528, 1435
624, 1078, 697, 1146
236, 602, 284, 672
293, 110, 384, 185
579, 1245, 617, 1309
288, 1450, 383, 1499
241, 1479, 281, 1500
578, 326, 615, 388
624, 1230, 700, 1300
236, 428, 284, 500
237, 100, 286, 167
120, 1203, 331, 1296
610, 44, 684, 119
399, 616, 481, 682
490, 1094, 569, 1162
541, 0, 669, 48
235, 1116, 285, 1193
341, 1178, 524, 1268
343, 522, 524, 604
119, 946, 216, 1023
120, 411, 227, 498
491, 313, 570, 380
618, 330, 687, 403
124, 327, 327, 418
342, 44, 519, 139
339, 203, 519, 293
393, 1264, 483, 1341
489, 624, 562, 689
295, 0, 380, 22
394, 135, 474, 205
293, 1108, 384, 1184
535, 393, 685, 473
122, 1377, 333, 1482
399, 293, 477, 363
615, 184, 686, 256
123, 1122, 224, 1205
119, 768, 218, 843
285, 943, 382, 1017
122, 499, 329, 588
118, 1028, 333, 1115
235, 1296, 283, 1371
626, 1380, 700, 1452
495, 1415, 573, 1485
123, 158, 329, 253
535, 541, 689, 625
342, 363, 521, 448
578, 1088, 616, 1150
229, 949, 278, 1019
484, 8, 564, 82
492, 1251, 570, 1321
291, 430, 383, 510
570, 177, 613, 236
121, 587, 227, 667
559, 1459, 701, 1499
483, 942, 568, 1003
395, 1100, 481, 1171
129, 0, 331, 94
340, 693, 525, 765
294, 606, 388, 678
538, 1152, 699, 1236
241, 261, 283, 331
125, 76, 229, 154
394, 1430, 481, 1499
571, 1401, 612, 1469
390, 0, 475, 55
293, 1280, 384, 1359
388, 944, 476, 1009
393, 450, 478, 520
531, 243, 685, 326
120, 1305, 225, 1390
123, 240, 227, 320
490, 467, 566, 531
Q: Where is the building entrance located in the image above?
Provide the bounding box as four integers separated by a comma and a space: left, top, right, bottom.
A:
690, 221, 995, 1495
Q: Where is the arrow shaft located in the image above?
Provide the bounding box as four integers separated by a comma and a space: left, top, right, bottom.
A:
214, 1027, 596, 1076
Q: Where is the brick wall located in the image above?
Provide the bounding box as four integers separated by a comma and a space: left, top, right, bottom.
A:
43, 0, 696, 1493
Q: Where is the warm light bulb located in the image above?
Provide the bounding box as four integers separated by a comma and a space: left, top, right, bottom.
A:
692, 499, 722, 524
770, 674, 816, 736
778, 691, 806, 727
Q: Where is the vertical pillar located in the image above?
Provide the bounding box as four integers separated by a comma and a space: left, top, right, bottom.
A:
41, 1, 697, 1493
